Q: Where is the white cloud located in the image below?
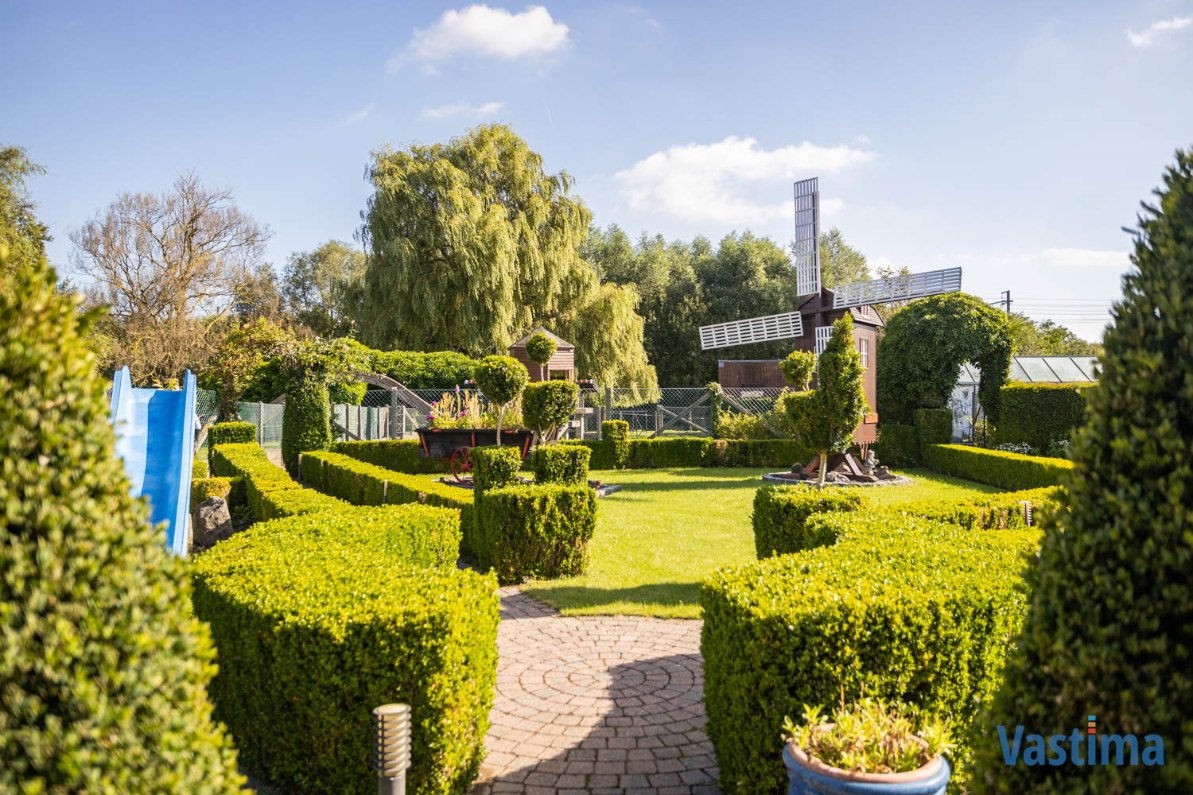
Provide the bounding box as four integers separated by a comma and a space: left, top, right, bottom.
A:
418, 100, 506, 120
1041, 248, 1130, 268
622, 5, 663, 31
614, 136, 874, 223
1126, 15, 1192, 48
391, 4, 569, 70
344, 103, 376, 125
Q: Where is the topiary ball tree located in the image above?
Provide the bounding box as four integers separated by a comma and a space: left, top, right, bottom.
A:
780, 349, 817, 390
473, 355, 529, 444
971, 149, 1193, 793
525, 330, 557, 381
0, 250, 244, 792
876, 292, 1012, 426
523, 380, 579, 443
785, 316, 869, 487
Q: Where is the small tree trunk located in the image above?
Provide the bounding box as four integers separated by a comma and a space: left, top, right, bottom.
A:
496, 404, 505, 445
817, 449, 828, 488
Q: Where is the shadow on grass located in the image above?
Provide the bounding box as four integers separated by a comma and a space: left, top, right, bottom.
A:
606, 473, 766, 494
522, 581, 703, 614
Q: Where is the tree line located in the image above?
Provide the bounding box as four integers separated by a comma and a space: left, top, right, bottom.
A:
0, 128, 1100, 390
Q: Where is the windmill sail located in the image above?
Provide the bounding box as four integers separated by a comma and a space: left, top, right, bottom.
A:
793, 177, 820, 296
832, 267, 962, 309
699, 311, 804, 351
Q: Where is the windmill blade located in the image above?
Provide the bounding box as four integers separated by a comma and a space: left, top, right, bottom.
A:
793, 177, 820, 296
832, 267, 962, 309
699, 311, 804, 351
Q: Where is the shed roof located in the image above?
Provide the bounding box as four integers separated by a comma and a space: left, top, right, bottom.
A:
510, 327, 575, 349
958, 355, 1100, 384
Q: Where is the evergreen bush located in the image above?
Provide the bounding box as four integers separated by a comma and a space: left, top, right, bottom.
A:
470, 445, 523, 492
602, 420, 629, 468
873, 423, 920, 467
475, 484, 597, 582
924, 444, 1073, 490
281, 370, 331, 474
971, 147, 1193, 794
522, 380, 579, 441
192, 511, 494, 795
472, 355, 529, 443
0, 254, 243, 791
780, 349, 816, 389
191, 476, 235, 506
913, 407, 952, 446
209, 420, 256, 448
751, 485, 863, 558
993, 382, 1091, 453
532, 444, 591, 484
524, 331, 558, 380
370, 350, 478, 389
330, 439, 452, 474
702, 512, 1039, 794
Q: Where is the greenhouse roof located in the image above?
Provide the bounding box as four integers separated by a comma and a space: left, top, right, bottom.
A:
958, 355, 1099, 384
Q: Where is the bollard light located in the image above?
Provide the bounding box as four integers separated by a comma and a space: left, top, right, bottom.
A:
373, 703, 412, 795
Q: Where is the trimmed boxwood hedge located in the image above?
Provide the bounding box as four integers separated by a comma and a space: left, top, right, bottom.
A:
626, 437, 714, 468
702, 511, 1040, 794
211, 442, 339, 521
873, 423, 920, 467
281, 370, 331, 474
993, 382, 1091, 452
925, 444, 1073, 490
191, 476, 235, 507
474, 484, 597, 583
192, 508, 493, 795
603, 420, 629, 468
208, 421, 256, 449
913, 407, 952, 447
300, 450, 477, 553
885, 486, 1063, 531
193, 457, 209, 478
751, 485, 864, 558
532, 445, 591, 485
330, 440, 453, 474
470, 445, 523, 492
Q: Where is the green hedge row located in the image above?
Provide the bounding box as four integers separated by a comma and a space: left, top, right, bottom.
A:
329, 440, 452, 474
558, 436, 815, 470
474, 484, 597, 583
210, 442, 342, 521
872, 423, 919, 467
208, 421, 256, 450
193, 457, 209, 478
751, 485, 864, 558
994, 382, 1091, 452
192, 507, 493, 795
531, 445, 591, 485
884, 486, 1063, 531
925, 444, 1074, 490
300, 450, 475, 552
702, 510, 1040, 793
191, 476, 236, 507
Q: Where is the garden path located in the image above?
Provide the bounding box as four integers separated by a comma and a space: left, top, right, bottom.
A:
471, 587, 721, 795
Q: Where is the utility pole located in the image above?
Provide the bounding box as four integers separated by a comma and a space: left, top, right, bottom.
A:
1000, 290, 1012, 315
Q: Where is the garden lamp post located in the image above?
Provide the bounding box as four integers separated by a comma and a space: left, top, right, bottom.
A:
373, 703, 412, 795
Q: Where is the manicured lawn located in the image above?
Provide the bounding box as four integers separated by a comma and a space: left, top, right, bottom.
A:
522, 467, 1002, 619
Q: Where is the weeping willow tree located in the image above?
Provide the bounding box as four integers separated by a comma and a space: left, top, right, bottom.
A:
359, 124, 657, 391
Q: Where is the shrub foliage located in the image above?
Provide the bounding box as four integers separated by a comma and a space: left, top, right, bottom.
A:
0, 255, 243, 791
993, 382, 1091, 453
532, 444, 591, 485
873, 423, 920, 467
924, 444, 1073, 490
475, 484, 597, 582
972, 147, 1193, 794
208, 420, 256, 449
522, 380, 579, 441
281, 369, 331, 474
751, 485, 863, 558
192, 510, 495, 795
876, 292, 1013, 424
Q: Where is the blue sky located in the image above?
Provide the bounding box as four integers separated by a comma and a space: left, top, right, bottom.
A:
5, 0, 1193, 340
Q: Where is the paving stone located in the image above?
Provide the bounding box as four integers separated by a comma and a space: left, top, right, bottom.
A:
471, 589, 720, 794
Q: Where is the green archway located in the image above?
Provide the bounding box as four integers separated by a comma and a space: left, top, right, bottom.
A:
876, 293, 1013, 426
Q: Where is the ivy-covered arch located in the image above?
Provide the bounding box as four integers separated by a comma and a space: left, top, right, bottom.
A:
876, 293, 1013, 425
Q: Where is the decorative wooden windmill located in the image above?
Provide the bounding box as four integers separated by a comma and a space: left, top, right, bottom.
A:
699, 177, 963, 476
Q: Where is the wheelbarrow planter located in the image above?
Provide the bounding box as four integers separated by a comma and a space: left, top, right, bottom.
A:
415, 427, 536, 479
783, 738, 951, 795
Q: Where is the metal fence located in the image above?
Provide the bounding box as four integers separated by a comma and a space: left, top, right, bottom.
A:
199, 385, 791, 447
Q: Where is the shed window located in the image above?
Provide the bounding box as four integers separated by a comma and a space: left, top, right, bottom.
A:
858, 338, 870, 369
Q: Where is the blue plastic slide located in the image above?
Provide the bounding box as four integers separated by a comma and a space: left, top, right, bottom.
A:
108, 367, 197, 557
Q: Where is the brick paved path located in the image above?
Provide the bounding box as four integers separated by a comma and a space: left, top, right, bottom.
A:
472, 588, 721, 795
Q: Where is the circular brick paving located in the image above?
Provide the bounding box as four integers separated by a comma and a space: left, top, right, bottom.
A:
472, 588, 721, 795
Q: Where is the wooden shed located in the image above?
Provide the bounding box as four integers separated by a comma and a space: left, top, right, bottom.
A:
717, 287, 883, 445
509, 327, 576, 382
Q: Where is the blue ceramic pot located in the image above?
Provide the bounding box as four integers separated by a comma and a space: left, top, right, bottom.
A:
784, 741, 951, 795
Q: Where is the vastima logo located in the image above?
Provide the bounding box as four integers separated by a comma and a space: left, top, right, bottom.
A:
999, 715, 1164, 767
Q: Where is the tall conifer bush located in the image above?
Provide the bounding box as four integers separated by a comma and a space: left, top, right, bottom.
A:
0, 250, 243, 792
972, 148, 1193, 793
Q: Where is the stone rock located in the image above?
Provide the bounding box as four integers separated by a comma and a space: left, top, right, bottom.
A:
789, 462, 804, 475
193, 497, 233, 549
875, 466, 896, 480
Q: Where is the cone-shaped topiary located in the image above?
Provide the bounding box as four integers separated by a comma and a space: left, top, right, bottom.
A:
0, 250, 244, 792
971, 148, 1193, 792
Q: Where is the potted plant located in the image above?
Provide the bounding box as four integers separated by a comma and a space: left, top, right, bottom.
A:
782, 698, 952, 795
